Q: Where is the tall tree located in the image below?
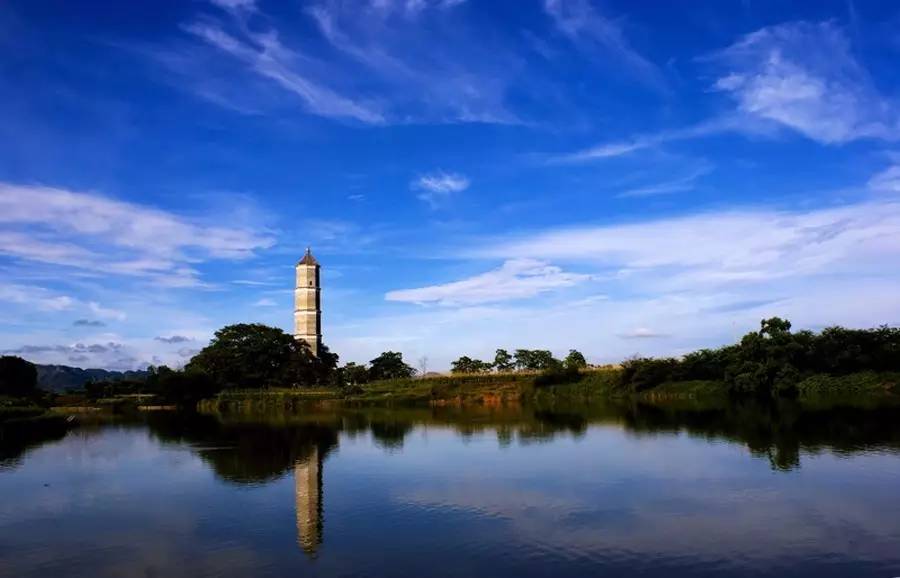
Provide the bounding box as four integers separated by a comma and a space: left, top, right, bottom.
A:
186, 323, 336, 389
564, 349, 587, 369
368, 351, 415, 381
493, 349, 514, 372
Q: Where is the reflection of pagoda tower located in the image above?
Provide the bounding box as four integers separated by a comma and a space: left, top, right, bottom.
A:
294, 445, 323, 556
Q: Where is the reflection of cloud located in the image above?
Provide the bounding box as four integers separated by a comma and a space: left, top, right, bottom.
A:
0, 429, 267, 577
391, 429, 900, 569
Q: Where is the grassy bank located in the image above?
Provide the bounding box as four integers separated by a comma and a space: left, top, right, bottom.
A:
201, 369, 624, 411
0, 395, 47, 422
197, 368, 900, 412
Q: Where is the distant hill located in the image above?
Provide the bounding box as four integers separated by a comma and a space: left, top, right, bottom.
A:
35, 364, 149, 393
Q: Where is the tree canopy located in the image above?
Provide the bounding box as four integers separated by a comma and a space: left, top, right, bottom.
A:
185, 323, 338, 389
367, 351, 415, 381
619, 318, 900, 397
564, 349, 587, 370
0, 356, 38, 397
493, 349, 514, 372
450, 356, 493, 374
514, 349, 556, 371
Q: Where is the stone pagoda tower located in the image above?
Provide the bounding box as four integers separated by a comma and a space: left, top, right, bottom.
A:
294, 247, 322, 356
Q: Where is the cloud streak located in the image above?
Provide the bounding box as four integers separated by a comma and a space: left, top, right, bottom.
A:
0, 183, 274, 286
386, 258, 591, 305
183, 20, 385, 124
543, 0, 666, 91
412, 171, 470, 207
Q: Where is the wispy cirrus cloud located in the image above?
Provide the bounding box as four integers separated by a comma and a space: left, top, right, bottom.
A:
551, 115, 771, 163
616, 163, 714, 198
412, 171, 470, 207
170, 0, 521, 125
386, 258, 591, 305
543, 0, 666, 92
183, 19, 385, 124
0, 183, 274, 286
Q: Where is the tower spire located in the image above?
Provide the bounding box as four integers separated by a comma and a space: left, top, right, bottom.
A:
294, 248, 322, 355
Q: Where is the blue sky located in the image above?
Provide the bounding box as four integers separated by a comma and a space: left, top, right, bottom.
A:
2, 0, 900, 371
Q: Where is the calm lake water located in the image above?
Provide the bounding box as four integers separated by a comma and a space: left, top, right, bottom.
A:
2, 401, 900, 577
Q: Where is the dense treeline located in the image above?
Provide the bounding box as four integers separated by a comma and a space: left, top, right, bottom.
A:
141, 326, 418, 402
450, 348, 588, 375
620, 318, 900, 397
0, 356, 38, 397
6, 318, 899, 409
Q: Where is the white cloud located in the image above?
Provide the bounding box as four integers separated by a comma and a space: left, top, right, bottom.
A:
412, 171, 470, 207
352, 197, 900, 369
385, 258, 591, 305
868, 165, 900, 194
620, 327, 667, 339
0, 284, 75, 311
88, 301, 127, 321
554, 22, 898, 164
253, 298, 277, 307
476, 200, 900, 286
709, 21, 898, 144
0, 183, 273, 286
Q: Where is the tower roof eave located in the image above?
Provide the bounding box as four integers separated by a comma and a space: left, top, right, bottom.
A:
298, 247, 319, 266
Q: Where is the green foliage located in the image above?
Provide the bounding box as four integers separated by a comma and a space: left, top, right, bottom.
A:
340, 362, 370, 386
185, 323, 337, 389
618, 318, 900, 398
493, 349, 514, 372
513, 349, 556, 371
796, 371, 900, 397
533, 361, 581, 388
145, 365, 221, 405
620, 357, 679, 392
564, 349, 587, 370
450, 356, 493, 374
0, 356, 38, 397
367, 351, 416, 381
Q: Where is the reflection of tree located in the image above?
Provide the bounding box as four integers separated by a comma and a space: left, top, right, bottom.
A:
618, 400, 900, 471
0, 417, 70, 471
369, 419, 414, 450
146, 412, 338, 484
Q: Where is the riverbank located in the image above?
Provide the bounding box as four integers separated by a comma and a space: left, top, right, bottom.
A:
197, 369, 900, 411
